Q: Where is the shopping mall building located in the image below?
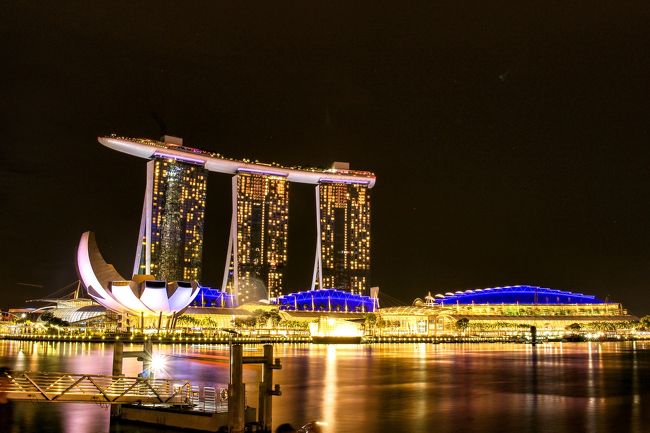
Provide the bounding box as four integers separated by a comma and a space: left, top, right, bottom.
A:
378, 285, 638, 337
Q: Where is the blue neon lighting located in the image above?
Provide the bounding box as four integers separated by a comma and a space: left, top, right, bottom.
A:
433, 285, 604, 305
193, 286, 237, 308
275, 289, 378, 312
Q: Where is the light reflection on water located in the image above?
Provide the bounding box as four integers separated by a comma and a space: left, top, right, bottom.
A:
1, 341, 649, 433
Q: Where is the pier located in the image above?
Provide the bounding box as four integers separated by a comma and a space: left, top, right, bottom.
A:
0, 342, 282, 432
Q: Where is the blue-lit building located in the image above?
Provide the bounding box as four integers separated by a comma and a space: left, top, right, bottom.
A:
275, 289, 379, 313
191, 286, 237, 308
374, 284, 636, 337
428, 285, 604, 306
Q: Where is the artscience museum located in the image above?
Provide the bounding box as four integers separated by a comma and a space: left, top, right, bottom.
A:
76, 231, 200, 328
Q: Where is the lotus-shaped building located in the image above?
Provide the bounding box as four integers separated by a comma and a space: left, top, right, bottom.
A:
76, 231, 200, 319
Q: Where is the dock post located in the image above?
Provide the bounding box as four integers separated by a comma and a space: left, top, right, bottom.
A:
258, 382, 267, 431
229, 344, 245, 433
259, 344, 272, 431
257, 344, 281, 432
111, 341, 124, 418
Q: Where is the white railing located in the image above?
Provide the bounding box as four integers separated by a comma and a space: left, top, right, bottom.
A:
188, 384, 229, 412
1, 371, 191, 405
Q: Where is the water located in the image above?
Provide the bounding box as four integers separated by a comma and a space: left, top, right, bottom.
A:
1, 340, 649, 433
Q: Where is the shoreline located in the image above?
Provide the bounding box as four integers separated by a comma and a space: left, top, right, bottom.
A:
1, 333, 642, 345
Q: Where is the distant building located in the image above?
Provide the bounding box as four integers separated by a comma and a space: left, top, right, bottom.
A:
313, 182, 371, 294
275, 288, 378, 313
192, 286, 237, 308
133, 140, 208, 281
421, 285, 606, 306
224, 172, 289, 303
380, 285, 638, 337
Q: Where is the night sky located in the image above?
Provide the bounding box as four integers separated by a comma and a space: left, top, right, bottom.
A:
2, 2, 650, 313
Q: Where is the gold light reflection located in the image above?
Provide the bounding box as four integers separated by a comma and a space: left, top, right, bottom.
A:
62, 404, 109, 433
322, 345, 337, 433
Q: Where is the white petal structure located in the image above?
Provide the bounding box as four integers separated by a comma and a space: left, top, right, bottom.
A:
76, 231, 200, 317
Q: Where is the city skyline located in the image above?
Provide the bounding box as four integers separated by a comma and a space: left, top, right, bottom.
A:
2, 2, 650, 313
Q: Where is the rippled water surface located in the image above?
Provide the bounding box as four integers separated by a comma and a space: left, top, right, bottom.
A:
1, 340, 649, 433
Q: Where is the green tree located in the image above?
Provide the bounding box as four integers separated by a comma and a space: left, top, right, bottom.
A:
455, 318, 469, 333
267, 310, 281, 326
640, 315, 650, 330
364, 313, 377, 327
234, 316, 256, 328
565, 323, 582, 331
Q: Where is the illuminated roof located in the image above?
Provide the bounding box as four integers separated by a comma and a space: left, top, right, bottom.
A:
381, 306, 433, 315
51, 305, 107, 324
433, 285, 604, 305
99, 136, 376, 187
191, 287, 237, 308
275, 289, 379, 312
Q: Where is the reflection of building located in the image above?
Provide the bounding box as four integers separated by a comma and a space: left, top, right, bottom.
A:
312, 181, 371, 294
134, 144, 207, 281
224, 172, 289, 303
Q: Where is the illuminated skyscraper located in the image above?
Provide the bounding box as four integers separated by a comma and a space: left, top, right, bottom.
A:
312, 181, 371, 294
134, 155, 207, 281
223, 171, 289, 302
99, 135, 376, 299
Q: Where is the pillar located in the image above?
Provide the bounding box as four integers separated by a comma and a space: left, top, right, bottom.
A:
228, 345, 245, 433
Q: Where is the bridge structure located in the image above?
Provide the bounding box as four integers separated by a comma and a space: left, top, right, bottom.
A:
1, 370, 192, 405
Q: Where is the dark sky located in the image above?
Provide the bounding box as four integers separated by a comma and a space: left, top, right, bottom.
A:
2, 2, 650, 313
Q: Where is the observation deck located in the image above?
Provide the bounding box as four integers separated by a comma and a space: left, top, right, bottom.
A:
98, 135, 376, 187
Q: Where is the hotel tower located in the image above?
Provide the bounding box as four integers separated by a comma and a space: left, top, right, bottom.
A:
99, 135, 375, 302
133, 138, 208, 281
312, 181, 371, 295
223, 172, 290, 303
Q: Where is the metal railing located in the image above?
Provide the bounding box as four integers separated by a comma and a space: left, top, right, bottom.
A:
0, 371, 191, 405
189, 384, 229, 413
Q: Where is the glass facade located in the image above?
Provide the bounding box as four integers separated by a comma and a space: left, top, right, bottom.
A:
318, 182, 371, 294
136, 158, 207, 281
226, 172, 289, 302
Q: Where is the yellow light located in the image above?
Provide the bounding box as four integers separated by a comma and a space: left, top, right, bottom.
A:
151, 353, 167, 373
